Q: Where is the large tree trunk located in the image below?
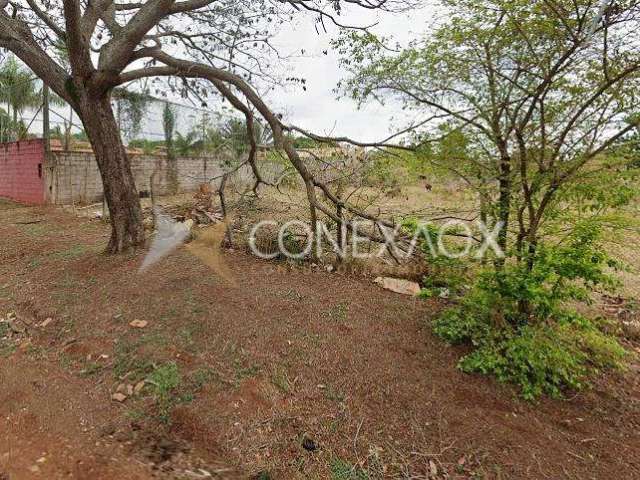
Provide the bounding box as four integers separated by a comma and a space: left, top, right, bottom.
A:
79, 95, 145, 253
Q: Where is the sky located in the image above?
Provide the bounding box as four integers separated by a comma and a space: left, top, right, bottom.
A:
268, 4, 435, 142
10, 2, 438, 143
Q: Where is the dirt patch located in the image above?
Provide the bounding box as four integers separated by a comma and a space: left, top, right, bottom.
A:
1, 202, 639, 479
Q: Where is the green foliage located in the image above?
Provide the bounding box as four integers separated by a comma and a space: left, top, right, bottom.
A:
0, 56, 41, 139
433, 222, 628, 399
175, 130, 200, 156
128, 138, 165, 154
501, 222, 619, 321
363, 152, 407, 190
148, 362, 181, 422
436, 311, 627, 400
113, 88, 149, 139
363, 148, 435, 191
330, 459, 370, 480
0, 108, 17, 142
162, 102, 176, 150
72, 129, 89, 141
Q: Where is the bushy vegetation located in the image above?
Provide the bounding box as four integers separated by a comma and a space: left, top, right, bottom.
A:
338, 0, 640, 399
433, 222, 628, 399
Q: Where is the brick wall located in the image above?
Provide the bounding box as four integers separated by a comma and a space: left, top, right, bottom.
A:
0, 139, 46, 204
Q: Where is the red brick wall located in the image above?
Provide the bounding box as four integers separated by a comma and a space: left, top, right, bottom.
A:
0, 139, 46, 204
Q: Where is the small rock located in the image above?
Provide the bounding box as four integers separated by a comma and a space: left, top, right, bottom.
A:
134, 380, 145, 395
29, 465, 40, 473
373, 277, 421, 296
126, 384, 134, 396
129, 320, 148, 329
39, 317, 54, 328
438, 288, 450, 299
36, 456, 46, 464
111, 393, 127, 402
325, 265, 334, 272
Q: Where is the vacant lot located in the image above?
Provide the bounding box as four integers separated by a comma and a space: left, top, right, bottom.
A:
1, 199, 639, 479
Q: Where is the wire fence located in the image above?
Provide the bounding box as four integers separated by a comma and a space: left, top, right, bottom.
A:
0, 74, 232, 145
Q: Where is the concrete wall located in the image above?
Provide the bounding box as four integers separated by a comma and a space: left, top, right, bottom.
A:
1, 139, 289, 206
44, 152, 231, 205
0, 139, 46, 204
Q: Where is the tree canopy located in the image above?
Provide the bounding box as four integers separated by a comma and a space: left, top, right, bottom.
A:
0, 0, 415, 252
337, 0, 640, 257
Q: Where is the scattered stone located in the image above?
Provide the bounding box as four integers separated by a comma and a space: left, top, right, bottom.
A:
39, 317, 54, 328
126, 384, 134, 396
325, 265, 334, 272
28, 465, 40, 473
129, 320, 148, 329
134, 380, 145, 395
373, 277, 421, 296
438, 288, 450, 299
36, 457, 46, 464
111, 393, 127, 403
429, 460, 438, 476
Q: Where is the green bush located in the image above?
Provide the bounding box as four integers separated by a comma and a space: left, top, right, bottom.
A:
433, 223, 628, 399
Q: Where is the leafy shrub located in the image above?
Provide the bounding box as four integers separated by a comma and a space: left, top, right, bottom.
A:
433, 223, 628, 399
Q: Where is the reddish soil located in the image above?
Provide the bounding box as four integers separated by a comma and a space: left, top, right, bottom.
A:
1, 201, 639, 479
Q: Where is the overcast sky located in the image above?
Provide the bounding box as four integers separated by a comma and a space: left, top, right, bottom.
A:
268, 5, 436, 142
15, 4, 438, 143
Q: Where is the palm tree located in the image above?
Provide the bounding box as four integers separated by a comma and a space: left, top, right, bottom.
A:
0, 56, 41, 130
175, 130, 200, 156
0, 107, 13, 142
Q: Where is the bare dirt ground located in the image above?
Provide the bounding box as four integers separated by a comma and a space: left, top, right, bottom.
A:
1, 199, 640, 479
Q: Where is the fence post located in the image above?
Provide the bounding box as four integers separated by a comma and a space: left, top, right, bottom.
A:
42, 85, 50, 154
